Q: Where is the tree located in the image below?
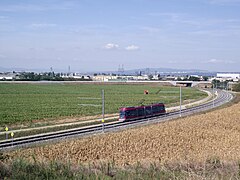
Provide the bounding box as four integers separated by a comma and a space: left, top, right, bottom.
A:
148, 74, 153, 80
233, 83, 240, 92
177, 77, 182, 81
203, 76, 209, 81
188, 76, 200, 81
212, 79, 220, 88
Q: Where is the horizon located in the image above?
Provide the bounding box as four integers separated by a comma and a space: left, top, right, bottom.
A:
0, 0, 240, 72
1, 65, 239, 74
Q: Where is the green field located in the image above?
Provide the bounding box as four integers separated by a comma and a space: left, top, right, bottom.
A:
0, 83, 206, 125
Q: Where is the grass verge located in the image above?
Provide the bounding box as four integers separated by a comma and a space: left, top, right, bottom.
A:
1, 155, 240, 179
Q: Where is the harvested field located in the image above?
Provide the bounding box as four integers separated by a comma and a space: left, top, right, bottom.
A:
7, 100, 240, 166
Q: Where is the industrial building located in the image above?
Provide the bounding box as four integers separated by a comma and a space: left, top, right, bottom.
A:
216, 73, 240, 82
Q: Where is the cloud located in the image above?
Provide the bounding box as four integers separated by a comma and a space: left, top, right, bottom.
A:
148, 11, 240, 32
0, 54, 6, 58
103, 43, 119, 50
148, 12, 181, 19
125, 45, 140, 51
29, 23, 57, 28
0, 4, 52, 12
0, 16, 9, 22
208, 59, 219, 63
141, 26, 160, 33
0, 2, 75, 12
207, 59, 235, 64
0, 16, 8, 19
207, 0, 240, 4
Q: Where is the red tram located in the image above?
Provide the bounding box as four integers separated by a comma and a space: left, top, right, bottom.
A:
119, 103, 166, 121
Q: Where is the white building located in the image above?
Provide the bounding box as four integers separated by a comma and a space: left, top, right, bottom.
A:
0, 73, 16, 80
216, 73, 240, 82
92, 75, 149, 82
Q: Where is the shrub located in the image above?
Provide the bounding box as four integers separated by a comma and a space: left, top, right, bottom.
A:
233, 83, 240, 92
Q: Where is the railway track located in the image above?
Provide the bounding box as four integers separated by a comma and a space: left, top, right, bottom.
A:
0, 89, 233, 151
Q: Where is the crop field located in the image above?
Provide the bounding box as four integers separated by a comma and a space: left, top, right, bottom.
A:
0, 83, 205, 125
7, 97, 240, 166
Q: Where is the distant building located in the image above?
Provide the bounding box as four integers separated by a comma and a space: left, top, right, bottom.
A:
60, 73, 91, 80
0, 72, 16, 80
92, 75, 149, 82
216, 73, 240, 82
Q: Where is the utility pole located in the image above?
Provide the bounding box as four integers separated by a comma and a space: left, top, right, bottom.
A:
102, 89, 105, 132
180, 86, 182, 117
212, 83, 215, 107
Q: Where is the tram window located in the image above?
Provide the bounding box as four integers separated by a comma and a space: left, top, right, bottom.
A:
159, 105, 165, 111
125, 111, 130, 117
145, 107, 152, 115
138, 108, 144, 116
152, 106, 159, 113
129, 109, 137, 117
119, 111, 125, 118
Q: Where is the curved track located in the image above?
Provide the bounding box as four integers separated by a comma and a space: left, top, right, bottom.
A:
0, 89, 233, 151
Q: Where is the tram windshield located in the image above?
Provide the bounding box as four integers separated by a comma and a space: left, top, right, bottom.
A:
119, 111, 125, 119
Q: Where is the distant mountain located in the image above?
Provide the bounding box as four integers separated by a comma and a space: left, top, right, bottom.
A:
92, 67, 215, 76
0, 66, 31, 72
0, 67, 62, 73
124, 67, 208, 74
0, 67, 8, 72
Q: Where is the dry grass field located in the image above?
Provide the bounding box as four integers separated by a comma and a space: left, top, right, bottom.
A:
7, 98, 240, 167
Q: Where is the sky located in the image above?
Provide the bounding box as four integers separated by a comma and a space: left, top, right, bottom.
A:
0, 0, 240, 72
